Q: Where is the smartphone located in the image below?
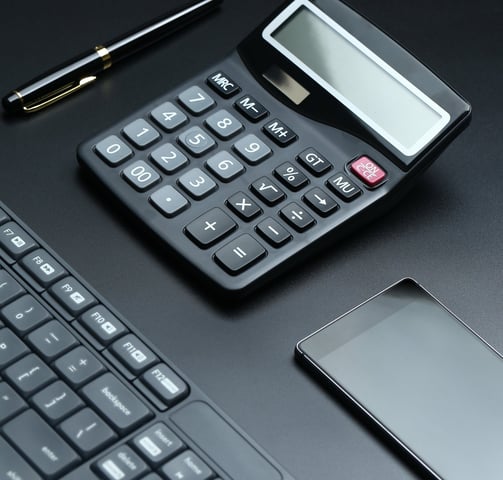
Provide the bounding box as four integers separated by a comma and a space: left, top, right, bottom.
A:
296, 278, 503, 480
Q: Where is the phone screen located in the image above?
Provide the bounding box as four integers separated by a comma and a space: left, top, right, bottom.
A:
297, 279, 503, 480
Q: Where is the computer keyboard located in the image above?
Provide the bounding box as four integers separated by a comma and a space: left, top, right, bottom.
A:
0, 201, 293, 480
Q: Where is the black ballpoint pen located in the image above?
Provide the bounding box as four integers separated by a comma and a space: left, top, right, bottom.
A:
2, 0, 222, 114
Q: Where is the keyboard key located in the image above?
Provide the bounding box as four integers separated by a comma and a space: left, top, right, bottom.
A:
263, 118, 297, 147
233, 134, 271, 165
297, 148, 332, 176
178, 168, 217, 200
3, 409, 80, 478
161, 450, 214, 480
206, 151, 244, 182
54, 346, 105, 388
256, 217, 292, 248
4, 353, 56, 396
0, 269, 25, 306
27, 319, 78, 361
81, 373, 152, 435
122, 118, 160, 149
185, 208, 236, 248
178, 86, 215, 115
20, 248, 68, 287
150, 102, 188, 132
110, 334, 158, 376
234, 94, 269, 122
178, 126, 216, 157
150, 185, 190, 218
60, 407, 117, 457
94, 445, 149, 480
0, 381, 27, 424
227, 192, 262, 221
122, 160, 161, 192
327, 172, 362, 201
214, 234, 266, 275
79, 305, 127, 346
274, 161, 309, 191
32, 380, 84, 424
0, 207, 9, 225
250, 177, 285, 206
141, 363, 189, 406
280, 202, 316, 232
49, 277, 97, 316
1, 294, 51, 335
132, 423, 184, 467
150, 143, 188, 174
0, 435, 42, 480
0, 327, 29, 368
207, 71, 241, 98
0, 222, 38, 259
95, 135, 133, 166
205, 109, 243, 139
303, 187, 339, 217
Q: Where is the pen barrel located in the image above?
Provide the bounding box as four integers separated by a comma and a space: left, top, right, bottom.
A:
3, 50, 103, 113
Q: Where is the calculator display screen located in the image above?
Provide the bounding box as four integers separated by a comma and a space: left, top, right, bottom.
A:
264, 1, 450, 156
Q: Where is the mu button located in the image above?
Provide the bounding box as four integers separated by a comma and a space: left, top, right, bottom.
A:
214, 234, 266, 275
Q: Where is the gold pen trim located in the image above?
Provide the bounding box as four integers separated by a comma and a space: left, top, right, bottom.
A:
95, 45, 112, 70
21, 76, 97, 113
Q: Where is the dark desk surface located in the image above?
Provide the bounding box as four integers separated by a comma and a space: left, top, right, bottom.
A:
1, 1, 501, 478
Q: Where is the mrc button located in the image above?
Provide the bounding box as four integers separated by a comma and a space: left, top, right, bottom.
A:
350, 156, 387, 187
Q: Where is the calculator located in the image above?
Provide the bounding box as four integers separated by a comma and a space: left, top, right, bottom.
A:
78, 0, 471, 292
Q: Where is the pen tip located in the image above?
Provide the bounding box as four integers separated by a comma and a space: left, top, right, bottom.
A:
2, 92, 22, 113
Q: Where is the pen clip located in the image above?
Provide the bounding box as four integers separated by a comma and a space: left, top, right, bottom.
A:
22, 76, 97, 113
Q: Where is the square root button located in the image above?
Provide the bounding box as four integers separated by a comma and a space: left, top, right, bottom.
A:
350, 156, 387, 187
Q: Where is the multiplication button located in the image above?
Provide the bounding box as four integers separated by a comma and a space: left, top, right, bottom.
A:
185, 208, 236, 248
214, 234, 266, 275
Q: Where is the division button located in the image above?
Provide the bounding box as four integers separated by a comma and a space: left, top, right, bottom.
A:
141, 363, 189, 407
214, 234, 266, 275
263, 118, 297, 147
185, 208, 237, 249
350, 155, 387, 187
178, 86, 215, 115
256, 218, 291, 248
303, 187, 339, 217
150, 185, 189, 218
280, 202, 316, 232
327, 172, 362, 201
150, 101, 188, 132
226, 192, 262, 221
207, 71, 241, 98
95, 135, 133, 166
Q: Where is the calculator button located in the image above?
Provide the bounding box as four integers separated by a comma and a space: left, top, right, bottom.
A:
178, 168, 217, 200
280, 203, 316, 232
122, 160, 161, 192
263, 118, 297, 147
350, 155, 387, 187
150, 143, 188, 174
274, 161, 309, 191
205, 109, 243, 139
150, 102, 188, 132
227, 192, 262, 221
233, 134, 271, 165
122, 119, 160, 149
297, 148, 332, 176
150, 185, 189, 217
303, 187, 339, 217
185, 208, 237, 248
327, 172, 362, 201
256, 218, 291, 247
207, 71, 241, 98
214, 234, 266, 275
20, 248, 67, 287
234, 95, 269, 122
250, 177, 285, 206
0, 221, 38, 259
95, 135, 133, 166
178, 86, 215, 115
206, 151, 244, 182
178, 126, 216, 157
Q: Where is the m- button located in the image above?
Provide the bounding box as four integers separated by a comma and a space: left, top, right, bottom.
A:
185, 208, 237, 249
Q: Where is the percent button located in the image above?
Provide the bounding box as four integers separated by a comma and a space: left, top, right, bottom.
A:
274, 161, 309, 191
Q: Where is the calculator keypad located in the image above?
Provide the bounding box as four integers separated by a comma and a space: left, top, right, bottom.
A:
84, 66, 387, 290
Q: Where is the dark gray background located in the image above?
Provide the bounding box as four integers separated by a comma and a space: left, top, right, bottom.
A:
0, 1, 501, 478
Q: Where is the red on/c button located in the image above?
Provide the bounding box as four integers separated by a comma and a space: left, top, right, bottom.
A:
350, 156, 387, 187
